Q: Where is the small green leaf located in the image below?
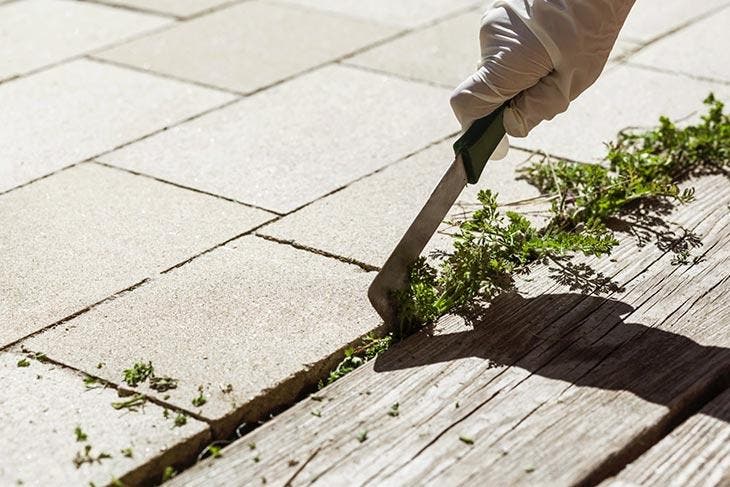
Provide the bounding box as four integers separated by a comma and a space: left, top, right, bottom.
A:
192, 386, 207, 407
161, 466, 177, 482
122, 361, 154, 387
387, 403, 400, 417
208, 445, 222, 459
173, 413, 187, 428
74, 426, 88, 442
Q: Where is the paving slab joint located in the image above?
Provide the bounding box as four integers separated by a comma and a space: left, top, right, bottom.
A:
88, 54, 246, 96
577, 358, 730, 486
92, 160, 280, 216
160, 220, 280, 275
77, 0, 180, 19
0, 162, 80, 198
1, 278, 152, 352
80, 0, 248, 21
623, 62, 730, 87
253, 129, 461, 218
340, 60, 454, 90
255, 233, 380, 272
269, 0, 481, 33
621, 1, 730, 59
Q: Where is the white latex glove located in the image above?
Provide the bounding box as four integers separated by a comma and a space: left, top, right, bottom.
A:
451, 0, 636, 146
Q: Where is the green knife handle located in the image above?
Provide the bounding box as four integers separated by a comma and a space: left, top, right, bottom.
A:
453, 104, 507, 184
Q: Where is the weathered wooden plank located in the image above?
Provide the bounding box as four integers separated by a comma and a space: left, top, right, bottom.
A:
602, 388, 730, 487
170, 175, 730, 486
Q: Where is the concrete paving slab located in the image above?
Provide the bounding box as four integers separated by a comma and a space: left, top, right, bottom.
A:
346, 10, 482, 88
96, 0, 233, 18
514, 65, 730, 162
0, 351, 209, 486
260, 140, 542, 267
0, 58, 233, 193
0, 0, 169, 82
273, 0, 481, 28
100, 64, 457, 213
630, 8, 730, 83
0, 163, 272, 347
620, 0, 728, 43
347, 9, 634, 88
94, 1, 398, 93
25, 236, 380, 437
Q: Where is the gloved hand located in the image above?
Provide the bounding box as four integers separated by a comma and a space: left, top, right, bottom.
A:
451, 0, 636, 140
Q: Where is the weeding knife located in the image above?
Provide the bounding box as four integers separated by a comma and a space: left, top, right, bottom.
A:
368, 106, 507, 324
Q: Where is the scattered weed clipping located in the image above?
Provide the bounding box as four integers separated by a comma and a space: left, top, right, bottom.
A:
122, 361, 154, 387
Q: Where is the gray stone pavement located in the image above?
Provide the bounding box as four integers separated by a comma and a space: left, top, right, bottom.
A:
1, 0, 728, 484
0, 58, 233, 192
94, 1, 398, 94
1, 163, 272, 346
0, 352, 210, 486
0, 0, 169, 81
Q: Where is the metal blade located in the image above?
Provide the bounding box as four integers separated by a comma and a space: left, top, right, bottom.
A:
368, 155, 468, 324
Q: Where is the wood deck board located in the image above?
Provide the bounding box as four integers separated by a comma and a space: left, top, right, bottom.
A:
171, 175, 730, 486
603, 388, 730, 486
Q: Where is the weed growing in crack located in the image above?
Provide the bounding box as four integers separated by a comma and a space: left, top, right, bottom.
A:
198, 443, 224, 461
161, 466, 177, 482
27, 352, 48, 363
396, 94, 728, 333
319, 334, 392, 388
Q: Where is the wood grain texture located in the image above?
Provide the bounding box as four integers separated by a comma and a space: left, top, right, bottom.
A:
603, 388, 730, 487
171, 175, 730, 486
